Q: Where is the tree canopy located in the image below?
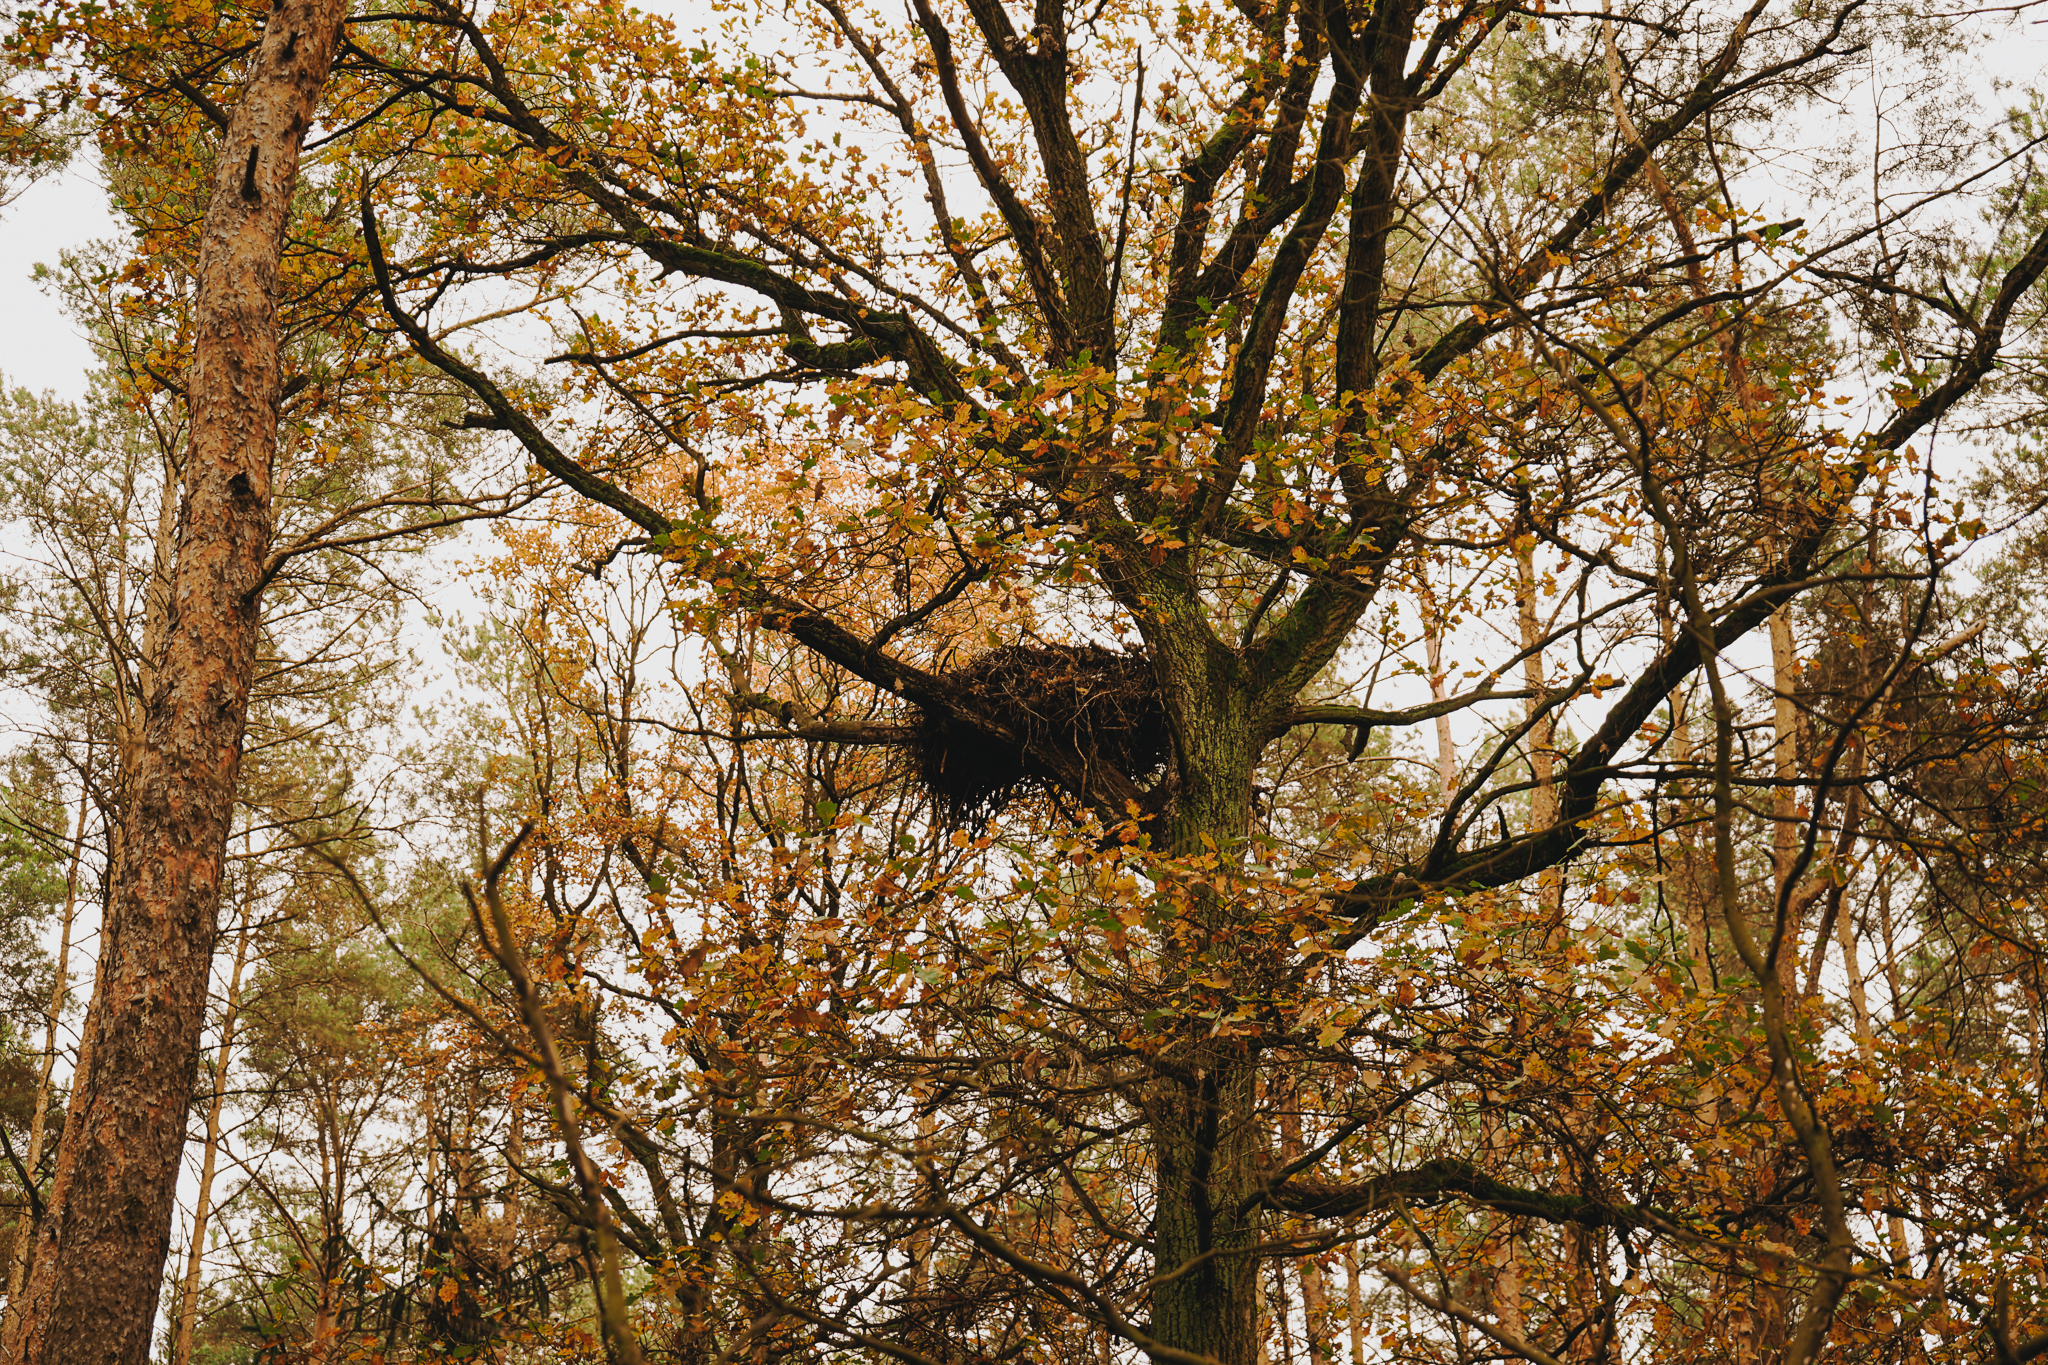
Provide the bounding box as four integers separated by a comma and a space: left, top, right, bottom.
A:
3, 0, 2048, 1359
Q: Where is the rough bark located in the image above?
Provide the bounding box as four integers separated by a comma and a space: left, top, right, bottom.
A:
1148, 631, 1267, 1365
0, 2, 346, 1358
1153, 1055, 1263, 1365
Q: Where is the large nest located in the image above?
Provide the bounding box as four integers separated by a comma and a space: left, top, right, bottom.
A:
913, 644, 1168, 826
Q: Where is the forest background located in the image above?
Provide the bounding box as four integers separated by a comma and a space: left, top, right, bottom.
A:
2, 0, 2048, 1361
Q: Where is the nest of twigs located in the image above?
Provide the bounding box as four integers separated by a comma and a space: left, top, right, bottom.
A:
912, 644, 1168, 826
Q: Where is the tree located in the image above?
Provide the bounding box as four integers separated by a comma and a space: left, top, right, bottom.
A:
0, 317, 487, 1357
316, 0, 2048, 1361
0, 1, 352, 1356
0, 26, 562, 1353
188, 875, 423, 1365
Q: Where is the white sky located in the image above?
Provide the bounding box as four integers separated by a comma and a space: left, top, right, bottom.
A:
0, 159, 118, 400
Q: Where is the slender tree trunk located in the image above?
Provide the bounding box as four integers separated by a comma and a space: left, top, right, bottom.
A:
1769, 605, 1804, 990
1741, 604, 1806, 1359
0, 773, 90, 1338
309, 1091, 343, 1364
1516, 536, 1555, 832
170, 888, 255, 1365
1417, 576, 1457, 805
0, 4, 346, 1358
1298, 1258, 1331, 1365
1278, 1095, 1331, 1365
1344, 1243, 1364, 1365
1270, 1259, 1294, 1365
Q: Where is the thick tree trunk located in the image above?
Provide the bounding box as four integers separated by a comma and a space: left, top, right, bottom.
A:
1154, 1056, 1263, 1365
0, 5, 345, 1360
1148, 632, 1267, 1365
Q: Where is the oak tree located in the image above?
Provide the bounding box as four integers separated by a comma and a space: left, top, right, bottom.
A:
317, 0, 2048, 1359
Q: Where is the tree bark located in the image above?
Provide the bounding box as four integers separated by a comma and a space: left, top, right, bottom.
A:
1343, 1242, 1364, 1365
1155, 634, 1277, 1365
1154, 1054, 1263, 1365
1149, 637, 1267, 1365
0, 3, 346, 1358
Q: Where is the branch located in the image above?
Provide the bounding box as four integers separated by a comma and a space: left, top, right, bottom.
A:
928, 1189, 1228, 1365
255, 489, 544, 594
360, 184, 674, 538
164, 72, 231, 131
730, 692, 921, 746
1343, 211, 2048, 935
0, 1123, 43, 1224
1279, 686, 1534, 738
545, 325, 789, 366
371, 182, 1143, 821
1412, 0, 1786, 382
1873, 216, 2048, 452
1331, 189, 2047, 938
1379, 1262, 1568, 1365
1263, 1157, 1651, 1230
907, 0, 1077, 358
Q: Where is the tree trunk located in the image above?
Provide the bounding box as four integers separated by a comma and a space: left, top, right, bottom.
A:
1279, 1103, 1332, 1365
0, 3, 346, 1358
0, 772, 90, 1340
1149, 636, 1266, 1365
170, 891, 254, 1365
1343, 1243, 1364, 1365
1153, 1054, 1263, 1365
1768, 604, 1804, 992
1418, 575, 1457, 805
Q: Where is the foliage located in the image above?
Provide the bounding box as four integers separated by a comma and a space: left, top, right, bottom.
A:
1, 0, 2047, 1361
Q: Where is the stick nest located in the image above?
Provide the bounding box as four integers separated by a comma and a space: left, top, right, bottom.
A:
912, 644, 1168, 826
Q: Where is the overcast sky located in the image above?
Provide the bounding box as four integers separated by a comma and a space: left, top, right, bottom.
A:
0, 161, 117, 400
2, 8, 2042, 404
